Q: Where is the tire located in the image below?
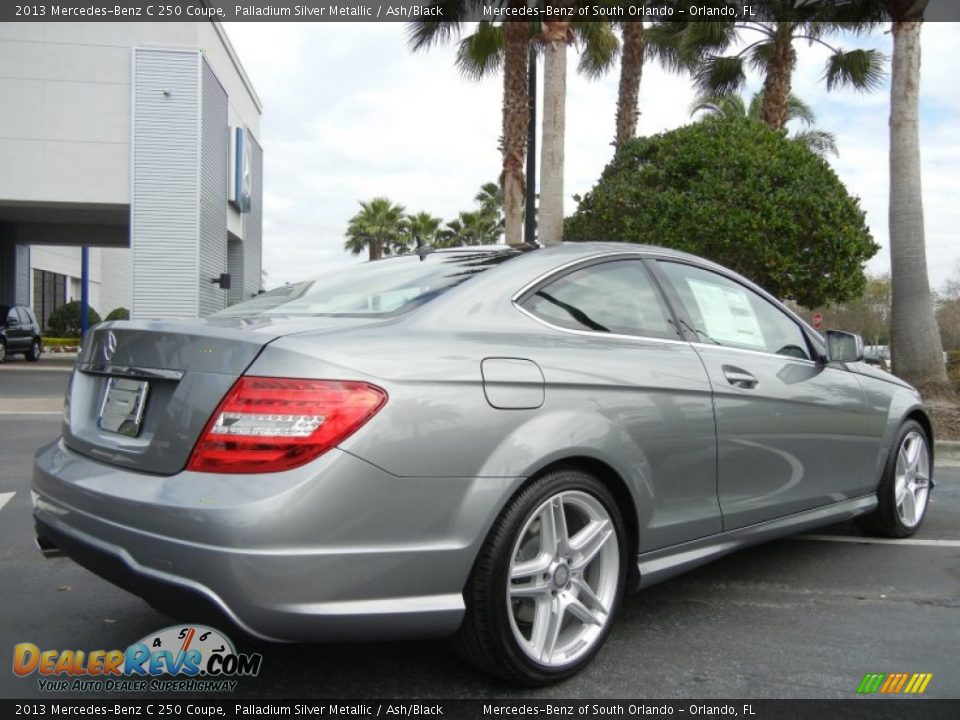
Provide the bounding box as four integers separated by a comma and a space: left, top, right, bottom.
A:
856, 420, 932, 538
0, 341, 6, 363
26, 339, 41, 362
453, 467, 627, 685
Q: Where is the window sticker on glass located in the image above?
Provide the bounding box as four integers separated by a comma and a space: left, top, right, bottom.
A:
686, 279, 766, 348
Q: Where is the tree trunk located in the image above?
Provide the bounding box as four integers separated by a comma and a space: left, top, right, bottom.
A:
539, 22, 570, 247
888, 16, 950, 393
615, 21, 645, 148
501, 22, 529, 247
760, 25, 796, 130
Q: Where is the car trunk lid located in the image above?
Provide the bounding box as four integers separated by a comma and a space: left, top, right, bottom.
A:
63, 317, 378, 474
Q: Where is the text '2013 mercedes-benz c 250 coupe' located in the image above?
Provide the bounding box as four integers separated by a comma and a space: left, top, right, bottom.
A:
33, 243, 934, 685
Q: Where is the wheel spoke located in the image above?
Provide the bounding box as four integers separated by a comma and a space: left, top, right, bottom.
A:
565, 593, 603, 627
511, 555, 552, 581
510, 576, 551, 599
904, 436, 921, 471
899, 487, 917, 525
572, 576, 609, 616
569, 519, 612, 571
531, 595, 564, 662
547, 497, 570, 555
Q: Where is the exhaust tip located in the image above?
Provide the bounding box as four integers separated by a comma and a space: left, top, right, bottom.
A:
36, 535, 64, 558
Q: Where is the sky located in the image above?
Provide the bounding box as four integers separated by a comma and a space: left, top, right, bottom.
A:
223, 21, 960, 292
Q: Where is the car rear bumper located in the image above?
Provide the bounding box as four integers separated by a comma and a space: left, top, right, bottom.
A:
33, 439, 523, 642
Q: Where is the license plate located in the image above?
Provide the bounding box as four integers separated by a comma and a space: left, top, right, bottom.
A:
98, 378, 150, 437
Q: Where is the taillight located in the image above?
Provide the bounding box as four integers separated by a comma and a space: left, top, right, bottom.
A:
186, 377, 387, 474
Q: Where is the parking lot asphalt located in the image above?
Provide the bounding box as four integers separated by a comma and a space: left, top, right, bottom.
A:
1, 361, 957, 700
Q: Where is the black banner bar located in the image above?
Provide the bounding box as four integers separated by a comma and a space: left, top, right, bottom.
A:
4, 0, 960, 23
2, 700, 960, 720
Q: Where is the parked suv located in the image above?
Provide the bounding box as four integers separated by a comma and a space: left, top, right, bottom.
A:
0, 304, 42, 362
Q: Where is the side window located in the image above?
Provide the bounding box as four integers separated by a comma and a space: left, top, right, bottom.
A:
658, 261, 812, 360
16, 308, 30, 325
520, 260, 677, 339
6, 308, 18, 324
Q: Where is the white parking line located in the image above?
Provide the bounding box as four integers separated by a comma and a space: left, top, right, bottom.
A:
795, 534, 960, 548
0, 492, 15, 512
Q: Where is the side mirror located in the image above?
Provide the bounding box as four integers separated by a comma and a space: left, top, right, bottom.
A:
825, 330, 864, 363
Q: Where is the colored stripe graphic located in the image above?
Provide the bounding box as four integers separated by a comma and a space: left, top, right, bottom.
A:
857, 672, 932, 694
857, 674, 886, 693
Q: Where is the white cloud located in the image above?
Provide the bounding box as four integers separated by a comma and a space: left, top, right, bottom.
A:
224, 21, 960, 291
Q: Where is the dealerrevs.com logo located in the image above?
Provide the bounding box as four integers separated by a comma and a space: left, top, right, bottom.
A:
13, 625, 263, 693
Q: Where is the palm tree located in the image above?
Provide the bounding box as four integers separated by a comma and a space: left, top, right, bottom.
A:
406, 211, 444, 250
438, 210, 501, 247
409, 11, 530, 246
410, 13, 618, 248
690, 90, 839, 156
474, 181, 504, 229
614, 20, 646, 148
650, 3, 884, 130
343, 197, 407, 261
538, 20, 619, 246
886, 0, 950, 393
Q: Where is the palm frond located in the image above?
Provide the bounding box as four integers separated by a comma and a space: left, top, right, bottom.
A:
785, 93, 817, 126
455, 21, 504, 79
793, 129, 839, 157
690, 93, 747, 119
747, 41, 775, 74
693, 55, 747, 97
573, 21, 620, 79
644, 22, 693, 73
824, 48, 886, 92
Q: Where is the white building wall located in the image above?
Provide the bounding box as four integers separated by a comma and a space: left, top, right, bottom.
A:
99, 247, 132, 315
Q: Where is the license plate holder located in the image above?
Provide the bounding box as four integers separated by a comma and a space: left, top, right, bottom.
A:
98, 377, 150, 437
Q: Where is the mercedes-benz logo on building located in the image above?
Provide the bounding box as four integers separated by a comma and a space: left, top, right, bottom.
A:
102, 331, 118, 363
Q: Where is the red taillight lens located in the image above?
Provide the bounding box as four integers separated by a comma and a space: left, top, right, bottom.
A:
186, 377, 387, 474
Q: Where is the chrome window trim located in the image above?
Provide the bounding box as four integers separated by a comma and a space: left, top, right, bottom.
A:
511, 251, 689, 347
78, 364, 185, 381
511, 249, 827, 364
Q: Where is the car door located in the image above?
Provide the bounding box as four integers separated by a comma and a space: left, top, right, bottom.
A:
653, 259, 878, 530
516, 256, 721, 551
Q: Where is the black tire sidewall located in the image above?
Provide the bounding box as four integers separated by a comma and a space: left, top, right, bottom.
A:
877, 420, 931, 537
482, 469, 628, 684
27, 339, 41, 361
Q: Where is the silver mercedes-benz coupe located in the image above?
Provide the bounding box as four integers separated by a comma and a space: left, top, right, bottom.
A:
33, 243, 933, 684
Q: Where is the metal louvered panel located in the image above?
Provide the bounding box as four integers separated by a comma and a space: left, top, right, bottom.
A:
15, 244, 30, 306
131, 48, 200, 320
198, 57, 229, 317
243, 134, 263, 300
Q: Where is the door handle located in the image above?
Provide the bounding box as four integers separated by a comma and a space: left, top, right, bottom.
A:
722, 366, 758, 389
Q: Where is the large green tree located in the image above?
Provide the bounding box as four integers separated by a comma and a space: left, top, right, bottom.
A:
565, 117, 878, 307
404, 211, 445, 251
650, 2, 884, 129
343, 197, 407, 261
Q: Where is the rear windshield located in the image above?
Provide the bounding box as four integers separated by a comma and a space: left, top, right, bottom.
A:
213, 249, 524, 319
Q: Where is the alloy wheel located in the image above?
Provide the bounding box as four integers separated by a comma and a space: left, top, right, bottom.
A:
506, 490, 620, 668
895, 430, 931, 528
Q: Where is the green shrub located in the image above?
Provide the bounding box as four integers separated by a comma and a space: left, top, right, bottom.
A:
565, 117, 879, 308
105, 307, 130, 322
46, 301, 101, 337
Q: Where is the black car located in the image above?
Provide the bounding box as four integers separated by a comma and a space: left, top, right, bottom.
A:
0, 304, 42, 362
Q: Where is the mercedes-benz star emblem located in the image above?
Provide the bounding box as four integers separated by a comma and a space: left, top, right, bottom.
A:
102, 331, 118, 363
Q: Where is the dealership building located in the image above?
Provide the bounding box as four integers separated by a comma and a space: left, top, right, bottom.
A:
0, 21, 263, 327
